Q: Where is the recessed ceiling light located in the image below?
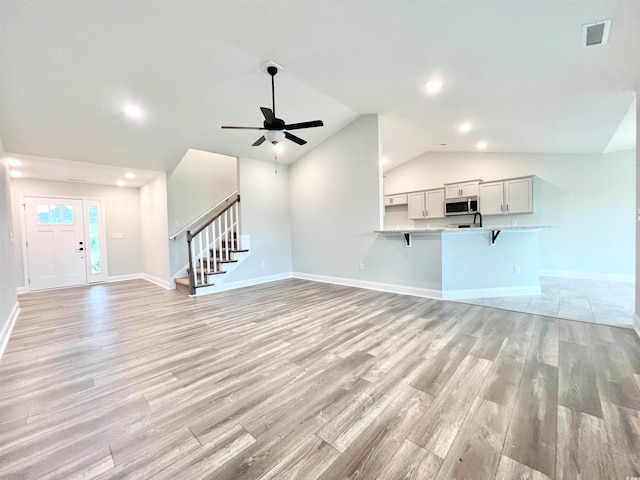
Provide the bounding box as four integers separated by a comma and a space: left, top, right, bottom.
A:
380, 157, 389, 165
124, 172, 136, 179
7, 158, 22, 167
116, 180, 126, 187
273, 143, 284, 154
425, 79, 443, 94
476, 141, 488, 150
124, 103, 144, 120
10, 170, 24, 178
459, 123, 472, 133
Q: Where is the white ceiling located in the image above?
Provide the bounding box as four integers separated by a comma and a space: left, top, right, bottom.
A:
0, 0, 638, 180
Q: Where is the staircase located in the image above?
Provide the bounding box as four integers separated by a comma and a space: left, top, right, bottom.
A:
173, 193, 249, 295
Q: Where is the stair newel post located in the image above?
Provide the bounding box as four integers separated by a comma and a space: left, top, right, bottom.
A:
186, 231, 196, 295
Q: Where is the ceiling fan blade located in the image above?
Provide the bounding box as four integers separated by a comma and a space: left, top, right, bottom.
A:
221, 126, 265, 130
283, 120, 324, 130
260, 107, 275, 123
252, 136, 266, 146
285, 131, 307, 145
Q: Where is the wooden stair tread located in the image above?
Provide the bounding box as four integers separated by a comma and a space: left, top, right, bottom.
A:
193, 268, 227, 276
174, 277, 215, 288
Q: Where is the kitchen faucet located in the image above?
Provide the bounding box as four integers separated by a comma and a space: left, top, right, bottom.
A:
473, 212, 483, 227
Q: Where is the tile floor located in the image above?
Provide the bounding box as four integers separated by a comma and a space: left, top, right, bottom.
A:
459, 276, 636, 327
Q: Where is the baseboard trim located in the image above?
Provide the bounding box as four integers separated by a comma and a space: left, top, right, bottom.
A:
540, 269, 634, 283
142, 273, 171, 290
194, 272, 293, 296
108, 273, 143, 283
441, 285, 541, 300
634, 313, 640, 338
0, 302, 20, 360
292, 272, 443, 300
16, 287, 27, 295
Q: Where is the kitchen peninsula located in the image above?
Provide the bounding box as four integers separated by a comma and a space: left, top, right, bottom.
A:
375, 225, 551, 299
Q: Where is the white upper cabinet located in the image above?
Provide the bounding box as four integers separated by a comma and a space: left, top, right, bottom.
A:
479, 182, 504, 215
480, 176, 533, 215
444, 180, 481, 199
384, 194, 408, 206
408, 189, 444, 219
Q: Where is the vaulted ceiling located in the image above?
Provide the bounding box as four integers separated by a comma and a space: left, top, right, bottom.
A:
1, 0, 638, 176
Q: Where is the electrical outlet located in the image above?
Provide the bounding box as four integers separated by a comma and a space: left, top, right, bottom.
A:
511, 220, 518, 226
260, 261, 265, 268
514, 265, 520, 274
359, 263, 365, 271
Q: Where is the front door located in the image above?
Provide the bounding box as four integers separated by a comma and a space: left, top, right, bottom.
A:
24, 197, 88, 290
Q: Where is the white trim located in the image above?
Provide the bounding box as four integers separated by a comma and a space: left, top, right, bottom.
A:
16, 287, 27, 295
0, 303, 20, 360
108, 273, 143, 282
540, 269, 635, 283
292, 272, 443, 299
291, 272, 540, 301
441, 285, 541, 300
142, 273, 171, 290
193, 272, 293, 296
634, 313, 640, 338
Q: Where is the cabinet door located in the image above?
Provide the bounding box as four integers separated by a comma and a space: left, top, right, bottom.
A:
408, 192, 426, 219
479, 182, 504, 215
425, 189, 444, 218
445, 185, 461, 199
505, 177, 533, 214
460, 182, 478, 197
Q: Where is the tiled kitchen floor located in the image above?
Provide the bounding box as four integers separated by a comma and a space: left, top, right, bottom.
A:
459, 276, 636, 327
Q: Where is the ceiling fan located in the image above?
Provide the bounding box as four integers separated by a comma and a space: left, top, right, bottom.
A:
221, 66, 324, 147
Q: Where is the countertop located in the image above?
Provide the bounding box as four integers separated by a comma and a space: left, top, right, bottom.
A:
376, 225, 552, 234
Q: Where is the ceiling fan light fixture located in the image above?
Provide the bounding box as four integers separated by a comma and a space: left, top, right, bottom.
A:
265, 130, 285, 144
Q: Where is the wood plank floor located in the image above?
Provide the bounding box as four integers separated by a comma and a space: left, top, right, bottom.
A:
1, 278, 639, 479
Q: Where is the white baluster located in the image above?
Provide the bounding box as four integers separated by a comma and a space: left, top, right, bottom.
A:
205, 225, 210, 277
198, 233, 204, 285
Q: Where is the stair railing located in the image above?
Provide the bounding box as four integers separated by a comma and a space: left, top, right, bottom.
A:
186, 193, 240, 295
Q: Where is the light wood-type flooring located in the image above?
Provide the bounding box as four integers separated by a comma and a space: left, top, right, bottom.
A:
1, 278, 639, 479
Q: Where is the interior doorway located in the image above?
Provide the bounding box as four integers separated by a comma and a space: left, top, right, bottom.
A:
23, 196, 108, 291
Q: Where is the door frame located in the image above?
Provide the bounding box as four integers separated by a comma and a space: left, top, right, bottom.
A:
20, 194, 109, 292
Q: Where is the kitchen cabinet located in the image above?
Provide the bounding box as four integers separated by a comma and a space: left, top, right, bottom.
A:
408, 189, 444, 220
480, 176, 533, 215
444, 180, 481, 199
384, 194, 408, 206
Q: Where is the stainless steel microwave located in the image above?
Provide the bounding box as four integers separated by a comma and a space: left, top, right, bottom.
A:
445, 196, 479, 216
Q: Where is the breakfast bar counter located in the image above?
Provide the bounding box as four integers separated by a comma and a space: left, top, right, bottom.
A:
373, 225, 551, 299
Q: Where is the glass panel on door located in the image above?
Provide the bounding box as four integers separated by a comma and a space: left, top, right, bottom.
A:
87, 205, 101, 274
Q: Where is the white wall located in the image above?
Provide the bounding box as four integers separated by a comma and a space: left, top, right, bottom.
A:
636, 88, 640, 333
385, 150, 636, 279
290, 114, 382, 278
167, 149, 237, 276
289, 114, 448, 292
224, 157, 292, 281
10, 179, 143, 286
140, 173, 170, 287
0, 140, 19, 356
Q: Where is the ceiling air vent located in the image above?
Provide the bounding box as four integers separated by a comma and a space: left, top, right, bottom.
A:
582, 19, 611, 47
